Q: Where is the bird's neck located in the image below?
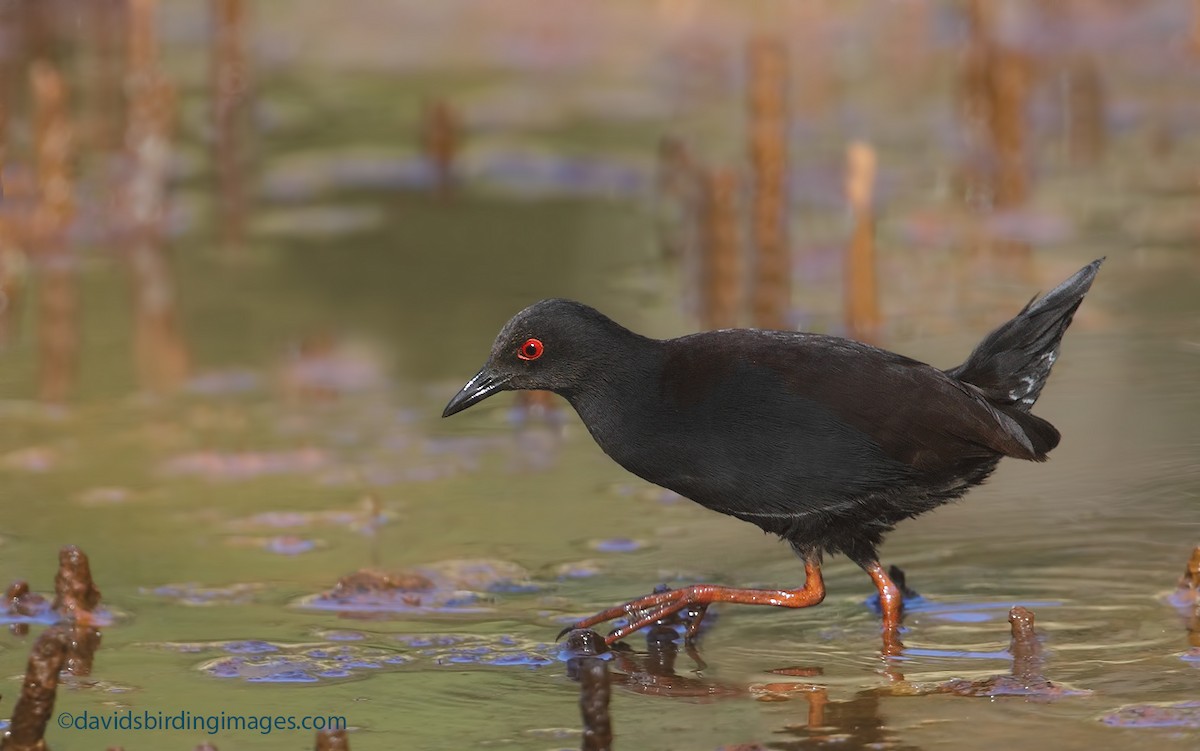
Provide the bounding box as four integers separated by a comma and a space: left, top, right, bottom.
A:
560, 335, 666, 465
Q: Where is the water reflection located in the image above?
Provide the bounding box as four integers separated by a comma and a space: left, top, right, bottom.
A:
593, 625, 919, 751
589, 602, 1094, 748
754, 692, 921, 751
0, 1, 1194, 749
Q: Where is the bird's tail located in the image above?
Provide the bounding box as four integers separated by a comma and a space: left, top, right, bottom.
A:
946, 258, 1103, 457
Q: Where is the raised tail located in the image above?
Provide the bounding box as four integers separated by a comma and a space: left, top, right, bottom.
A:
946, 258, 1103, 459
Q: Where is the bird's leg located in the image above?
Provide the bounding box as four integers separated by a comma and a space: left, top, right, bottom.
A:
863, 560, 904, 656
563, 558, 825, 646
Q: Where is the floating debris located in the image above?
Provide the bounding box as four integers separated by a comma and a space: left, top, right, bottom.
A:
184, 633, 555, 679
225, 499, 395, 534
142, 582, 264, 607
748, 681, 825, 703
198, 643, 412, 683
279, 334, 385, 401
74, 486, 134, 506
554, 560, 604, 580
415, 559, 541, 594
160, 448, 330, 480
184, 369, 263, 396
589, 538, 644, 554
396, 633, 555, 669
225, 535, 325, 555
1101, 701, 1200, 729
0, 446, 60, 473
296, 559, 541, 616
253, 205, 385, 238
264, 536, 322, 555
313, 630, 367, 642
207, 640, 279, 654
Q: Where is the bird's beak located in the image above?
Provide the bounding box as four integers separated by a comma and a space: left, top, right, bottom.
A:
442, 366, 510, 417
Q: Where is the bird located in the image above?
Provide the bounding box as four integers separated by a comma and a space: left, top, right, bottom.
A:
443, 259, 1103, 649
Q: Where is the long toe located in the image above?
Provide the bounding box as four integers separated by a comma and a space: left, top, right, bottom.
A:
604, 597, 693, 645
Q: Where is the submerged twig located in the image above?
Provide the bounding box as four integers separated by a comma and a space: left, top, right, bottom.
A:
747, 35, 790, 330
844, 141, 880, 344
125, 0, 190, 394
1007, 605, 1043, 683
419, 99, 461, 199
314, 729, 350, 750
52, 545, 101, 619
0, 626, 70, 751
1177, 546, 1200, 593
579, 656, 612, 751
939, 605, 1087, 698
6, 581, 48, 621
63, 621, 101, 677
1172, 545, 1200, 650
30, 60, 78, 405
561, 629, 613, 751
212, 0, 251, 252
699, 168, 740, 331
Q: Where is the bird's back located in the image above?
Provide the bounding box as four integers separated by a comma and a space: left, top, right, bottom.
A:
661, 328, 1046, 470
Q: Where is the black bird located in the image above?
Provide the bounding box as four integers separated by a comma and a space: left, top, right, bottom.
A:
443, 260, 1103, 649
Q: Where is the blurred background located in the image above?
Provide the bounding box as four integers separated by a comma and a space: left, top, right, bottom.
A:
0, 1, 1198, 749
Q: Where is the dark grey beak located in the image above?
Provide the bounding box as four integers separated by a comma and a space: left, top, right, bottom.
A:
442, 367, 510, 417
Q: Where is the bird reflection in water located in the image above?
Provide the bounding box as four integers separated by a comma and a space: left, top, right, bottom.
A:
565, 580, 1089, 749
745, 690, 921, 751
562, 594, 919, 750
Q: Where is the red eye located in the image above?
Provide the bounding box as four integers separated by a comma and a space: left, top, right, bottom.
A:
518, 338, 544, 361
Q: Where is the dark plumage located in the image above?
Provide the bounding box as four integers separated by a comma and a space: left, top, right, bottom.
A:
443, 259, 1103, 648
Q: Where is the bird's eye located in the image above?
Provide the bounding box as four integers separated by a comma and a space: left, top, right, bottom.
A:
517, 338, 544, 361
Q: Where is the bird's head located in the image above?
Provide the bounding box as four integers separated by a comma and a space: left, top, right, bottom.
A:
442, 299, 633, 417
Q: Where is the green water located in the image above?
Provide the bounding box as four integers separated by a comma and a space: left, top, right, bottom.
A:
2, 2, 1199, 750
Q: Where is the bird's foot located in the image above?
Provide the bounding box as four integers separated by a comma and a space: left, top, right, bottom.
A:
558, 585, 716, 646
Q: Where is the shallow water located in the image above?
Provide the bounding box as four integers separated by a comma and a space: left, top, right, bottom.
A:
1, 1, 1199, 750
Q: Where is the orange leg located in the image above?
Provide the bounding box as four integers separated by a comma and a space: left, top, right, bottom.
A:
564, 558, 825, 646
863, 561, 904, 656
